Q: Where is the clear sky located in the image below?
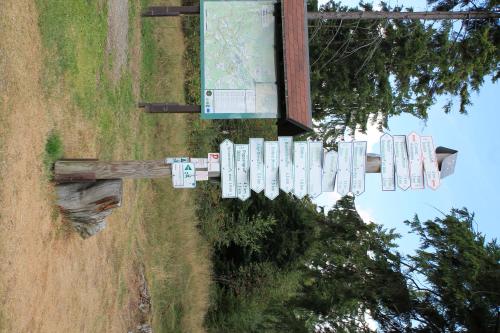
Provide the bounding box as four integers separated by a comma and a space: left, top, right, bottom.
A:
315, 0, 500, 253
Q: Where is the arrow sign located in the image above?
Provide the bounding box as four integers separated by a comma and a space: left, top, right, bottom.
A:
322, 150, 338, 192
220, 139, 236, 198
407, 132, 424, 189
380, 134, 395, 191
308, 141, 323, 198
293, 141, 308, 199
278, 136, 294, 193
351, 141, 367, 196
337, 142, 353, 196
421, 136, 440, 190
393, 135, 411, 190
235, 144, 251, 200
264, 141, 280, 200
249, 138, 265, 193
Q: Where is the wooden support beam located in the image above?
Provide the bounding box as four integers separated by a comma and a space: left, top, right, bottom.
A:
307, 10, 500, 21
138, 103, 201, 114
142, 5, 200, 17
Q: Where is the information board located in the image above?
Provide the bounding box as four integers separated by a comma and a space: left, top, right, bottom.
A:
249, 138, 265, 193
407, 132, 424, 189
293, 142, 308, 199
380, 134, 395, 191
322, 150, 338, 192
393, 136, 411, 190
278, 137, 294, 193
308, 141, 323, 198
220, 139, 236, 198
235, 144, 251, 200
352, 141, 367, 196
421, 136, 440, 190
337, 142, 353, 196
264, 141, 280, 199
172, 163, 196, 189
201, 1, 278, 119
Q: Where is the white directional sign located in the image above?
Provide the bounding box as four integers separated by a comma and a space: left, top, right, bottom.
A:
235, 144, 251, 200
308, 141, 323, 198
322, 150, 338, 192
220, 139, 236, 198
421, 136, 440, 190
393, 136, 411, 190
351, 141, 367, 196
172, 162, 196, 188
249, 138, 265, 193
407, 132, 424, 189
278, 136, 294, 193
293, 141, 308, 199
380, 134, 395, 191
264, 141, 280, 200
337, 142, 353, 196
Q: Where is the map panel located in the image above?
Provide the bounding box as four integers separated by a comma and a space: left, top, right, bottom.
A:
202, 1, 278, 118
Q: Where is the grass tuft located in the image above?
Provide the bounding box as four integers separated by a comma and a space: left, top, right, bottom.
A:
44, 131, 64, 178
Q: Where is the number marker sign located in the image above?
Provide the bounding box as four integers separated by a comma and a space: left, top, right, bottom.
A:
421, 136, 440, 190
264, 141, 279, 200
293, 142, 308, 199
393, 136, 411, 190
337, 142, 353, 196
278, 137, 294, 193
308, 141, 323, 198
220, 139, 236, 198
172, 162, 196, 188
380, 134, 395, 191
235, 144, 251, 200
249, 138, 265, 193
407, 132, 424, 189
352, 141, 367, 196
322, 150, 338, 192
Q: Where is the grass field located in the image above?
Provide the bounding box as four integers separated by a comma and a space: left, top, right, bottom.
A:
0, 0, 210, 332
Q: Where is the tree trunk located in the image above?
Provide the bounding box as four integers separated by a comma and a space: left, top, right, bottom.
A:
307, 10, 500, 21
56, 180, 123, 238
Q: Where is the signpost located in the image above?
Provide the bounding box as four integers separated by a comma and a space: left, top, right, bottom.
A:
308, 141, 323, 198
337, 142, 353, 196
235, 144, 251, 200
249, 138, 265, 193
172, 162, 196, 188
421, 136, 440, 190
279, 137, 294, 193
394, 136, 411, 190
293, 141, 308, 199
352, 141, 367, 196
220, 139, 236, 198
322, 150, 338, 192
380, 134, 395, 191
264, 141, 280, 200
407, 132, 425, 189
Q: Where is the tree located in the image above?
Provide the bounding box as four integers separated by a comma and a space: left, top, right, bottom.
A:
308, 0, 500, 145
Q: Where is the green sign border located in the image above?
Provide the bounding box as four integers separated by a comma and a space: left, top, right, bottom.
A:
200, 0, 278, 120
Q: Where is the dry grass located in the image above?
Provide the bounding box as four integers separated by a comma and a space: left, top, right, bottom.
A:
0, 0, 210, 332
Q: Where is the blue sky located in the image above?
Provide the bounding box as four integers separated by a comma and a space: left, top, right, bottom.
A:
315, 0, 500, 253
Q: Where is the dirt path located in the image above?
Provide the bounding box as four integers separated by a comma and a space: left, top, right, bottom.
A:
0, 1, 139, 332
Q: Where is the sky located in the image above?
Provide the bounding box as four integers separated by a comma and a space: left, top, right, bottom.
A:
314, 0, 500, 253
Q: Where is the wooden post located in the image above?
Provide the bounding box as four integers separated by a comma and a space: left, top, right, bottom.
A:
142, 5, 200, 17
365, 152, 453, 173
138, 103, 201, 114
307, 10, 500, 21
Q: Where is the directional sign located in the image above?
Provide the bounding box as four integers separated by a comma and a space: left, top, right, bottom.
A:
407, 132, 424, 189
172, 162, 196, 188
191, 158, 208, 169
293, 141, 308, 199
337, 142, 353, 196
208, 152, 220, 176
220, 139, 236, 198
308, 141, 323, 198
249, 138, 265, 193
264, 141, 279, 200
351, 141, 367, 196
393, 136, 411, 190
166, 157, 189, 164
278, 136, 294, 193
421, 136, 440, 190
235, 144, 251, 200
380, 134, 395, 191
322, 150, 338, 192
